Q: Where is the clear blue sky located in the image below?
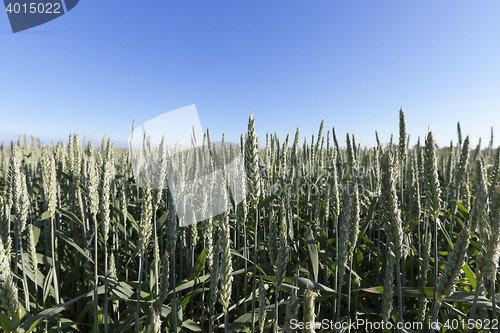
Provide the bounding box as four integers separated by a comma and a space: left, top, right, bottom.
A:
1, 1, 499, 149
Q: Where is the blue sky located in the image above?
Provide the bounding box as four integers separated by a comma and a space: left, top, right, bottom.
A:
1, 1, 499, 149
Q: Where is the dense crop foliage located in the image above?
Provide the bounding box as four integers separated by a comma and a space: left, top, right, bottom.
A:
1, 110, 500, 332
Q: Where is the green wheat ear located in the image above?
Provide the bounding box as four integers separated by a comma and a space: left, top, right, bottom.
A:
158, 248, 170, 305
0, 237, 19, 320
303, 288, 316, 333
284, 289, 298, 333
245, 112, 261, 208
435, 222, 471, 303
399, 107, 407, 163
381, 251, 395, 322
423, 131, 441, 222
274, 203, 289, 290
380, 149, 403, 325
27, 224, 38, 282
478, 185, 500, 282
219, 213, 233, 312
380, 150, 403, 261
258, 276, 267, 333
138, 187, 153, 258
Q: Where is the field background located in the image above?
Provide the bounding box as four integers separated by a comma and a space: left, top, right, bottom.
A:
1, 111, 500, 332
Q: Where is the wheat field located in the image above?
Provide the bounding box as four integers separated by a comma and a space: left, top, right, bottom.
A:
0, 109, 499, 333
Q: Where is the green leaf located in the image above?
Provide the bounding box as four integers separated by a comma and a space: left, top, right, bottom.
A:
127, 212, 139, 232
156, 210, 169, 230
14, 307, 22, 328
442, 301, 467, 318
258, 275, 297, 291
175, 274, 210, 293
359, 286, 434, 299
257, 193, 279, 211
167, 297, 183, 333
190, 249, 207, 280
43, 268, 54, 304
182, 319, 202, 332
32, 219, 42, 246
181, 288, 209, 309
20, 287, 105, 330
305, 227, 319, 282
104, 278, 134, 300
227, 311, 255, 332
55, 230, 94, 264
437, 218, 453, 248
359, 286, 499, 311
40, 211, 51, 221
56, 207, 85, 229
51, 266, 60, 300
230, 249, 254, 264
463, 263, 477, 291
76, 300, 91, 323
1, 314, 13, 332
446, 291, 500, 311
111, 312, 136, 333
456, 201, 470, 220
269, 276, 335, 293
256, 184, 291, 210
356, 196, 378, 248
24, 318, 43, 333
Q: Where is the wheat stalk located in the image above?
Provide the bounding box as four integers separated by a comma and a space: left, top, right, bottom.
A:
380, 149, 404, 329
